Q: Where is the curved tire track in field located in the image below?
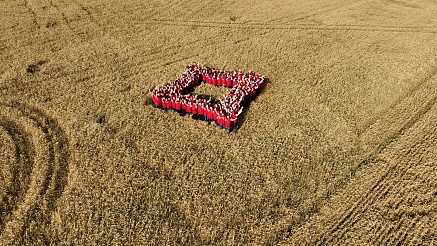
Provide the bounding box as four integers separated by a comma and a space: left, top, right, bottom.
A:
0, 121, 34, 233
0, 100, 69, 244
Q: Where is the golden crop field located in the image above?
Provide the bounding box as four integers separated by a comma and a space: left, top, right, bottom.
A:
1, 0, 437, 245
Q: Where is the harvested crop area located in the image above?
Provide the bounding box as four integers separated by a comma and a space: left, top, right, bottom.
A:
1, 0, 437, 245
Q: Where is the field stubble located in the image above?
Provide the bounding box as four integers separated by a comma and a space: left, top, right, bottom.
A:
1, 0, 437, 244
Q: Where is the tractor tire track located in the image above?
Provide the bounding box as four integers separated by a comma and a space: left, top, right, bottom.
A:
276, 74, 437, 245
0, 121, 34, 233
315, 159, 397, 245
271, 0, 368, 25
296, 70, 437, 245
140, 0, 369, 75
359, 64, 437, 149
19, 0, 373, 90
23, 0, 40, 29
68, 0, 102, 27
391, 217, 419, 246
0, 100, 70, 245
123, 0, 371, 82
313, 103, 437, 245
146, 19, 437, 34
23, 0, 100, 29
24, 0, 67, 29
149, 0, 366, 28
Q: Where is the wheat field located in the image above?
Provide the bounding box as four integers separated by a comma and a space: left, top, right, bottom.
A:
1, 0, 437, 245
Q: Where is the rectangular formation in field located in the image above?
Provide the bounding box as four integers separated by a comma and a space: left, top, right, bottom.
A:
151, 63, 265, 132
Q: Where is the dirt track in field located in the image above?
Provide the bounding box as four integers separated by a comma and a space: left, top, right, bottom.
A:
1, 0, 437, 244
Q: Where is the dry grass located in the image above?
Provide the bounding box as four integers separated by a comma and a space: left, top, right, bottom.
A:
1, 0, 437, 245
284, 89, 437, 245
192, 83, 231, 102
